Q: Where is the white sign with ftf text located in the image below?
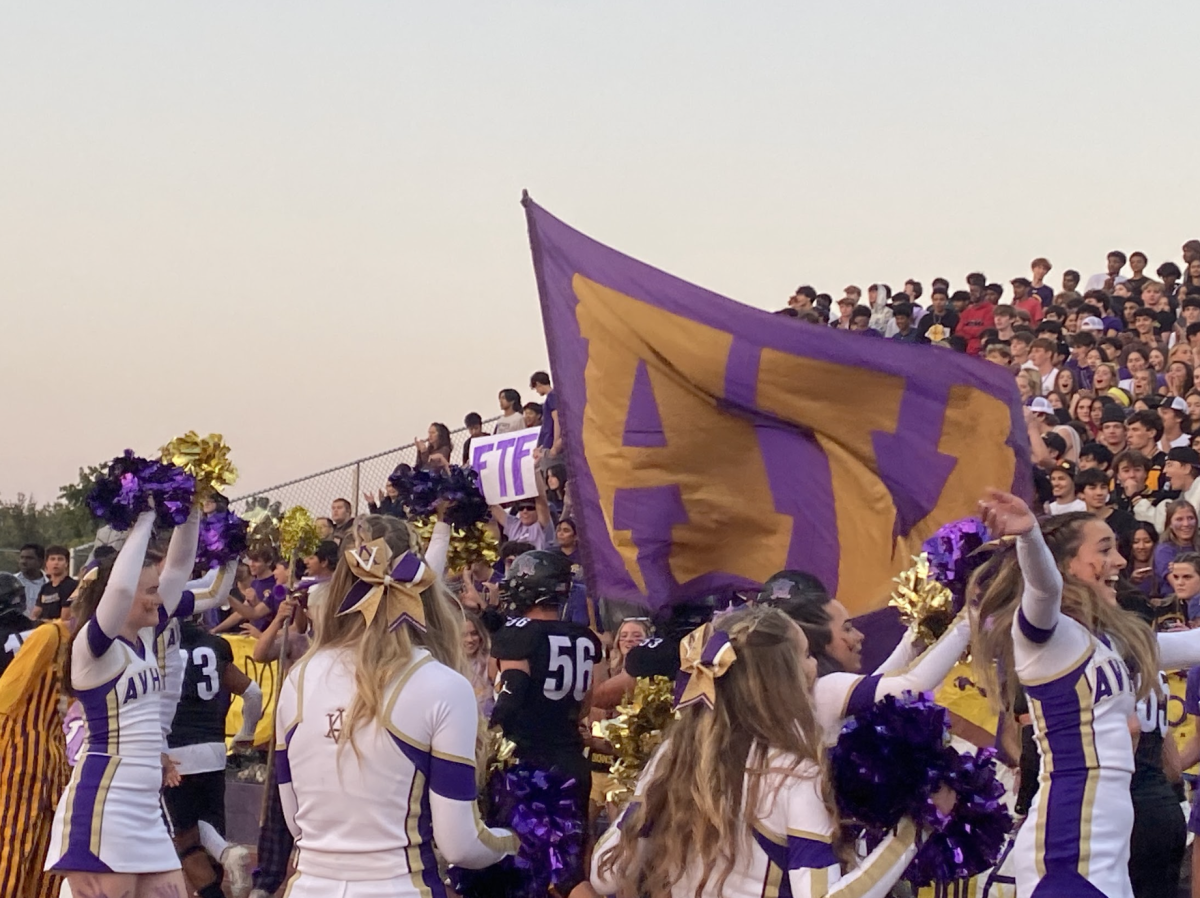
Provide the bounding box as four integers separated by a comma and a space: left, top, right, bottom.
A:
468, 427, 541, 505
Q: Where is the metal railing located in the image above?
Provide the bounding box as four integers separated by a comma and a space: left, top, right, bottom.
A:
229, 418, 501, 520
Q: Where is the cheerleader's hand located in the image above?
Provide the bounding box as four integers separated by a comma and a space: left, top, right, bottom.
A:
931, 783, 957, 816
162, 754, 181, 788
978, 489, 1037, 538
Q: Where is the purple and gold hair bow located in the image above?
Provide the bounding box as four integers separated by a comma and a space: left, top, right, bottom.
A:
337, 538, 436, 632
674, 623, 738, 711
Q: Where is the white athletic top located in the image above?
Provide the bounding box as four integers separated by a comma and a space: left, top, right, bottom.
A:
812, 615, 970, 742
276, 646, 518, 884
71, 510, 199, 768
591, 746, 917, 898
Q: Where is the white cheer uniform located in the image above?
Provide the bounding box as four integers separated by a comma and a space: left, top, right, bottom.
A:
46, 509, 200, 875
592, 746, 917, 898
813, 615, 971, 741
1009, 528, 1136, 898
275, 645, 517, 897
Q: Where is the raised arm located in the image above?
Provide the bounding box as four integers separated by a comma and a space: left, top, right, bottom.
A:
813, 616, 970, 734
188, 560, 239, 614
425, 519, 452, 578
978, 489, 1061, 634
1015, 526, 1063, 634
423, 671, 518, 867
159, 509, 201, 615
1156, 629, 1200, 670
92, 511, 156, 643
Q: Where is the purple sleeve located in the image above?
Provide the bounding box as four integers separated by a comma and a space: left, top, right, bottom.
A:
1186, 667, 1200, 717
1154, 543, 1178, 584
538, 392, 558, 448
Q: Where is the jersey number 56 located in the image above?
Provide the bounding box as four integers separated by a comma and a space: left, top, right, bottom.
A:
544, 635, 595, 702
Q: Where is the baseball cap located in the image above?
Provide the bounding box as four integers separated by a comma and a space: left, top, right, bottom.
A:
1028, 397, 1055, 416
1011, 277, 1032, 288
1079, 316, 1105, 332
1167, 447, 1200, 467
1167, 396, 1189, 415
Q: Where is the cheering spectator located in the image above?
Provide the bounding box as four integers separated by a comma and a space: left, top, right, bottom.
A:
415, 422, 453, 468
1085, 250, 1129, 293
1029, 337, 1060, 394
1011, 278, 1043, 324
494, 388, 525, 433
31, 545, 77, 621
1030, 257, 1054, 306
847, 304, 879, 334
365, 480, 405, 518
787, 285, 817, 311
15, 543, 46, 614
330, 497, 354, 542
522, 402, 543, 429
890, 302, 920, 342
462, 412, 489, 464
531, 370, 562, 465
490, 496, 552, 550
1154, 500, 1200, 583
956, 286, 996, 355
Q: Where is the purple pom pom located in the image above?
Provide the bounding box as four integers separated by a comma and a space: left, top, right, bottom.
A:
449, 762, 585, 898
904, 747, 1013, 886
86, 450, 197, 531
196, 511, 250, 570
922, 518, 992, 612
388, 464, 489, 528
829, 692, 957, 830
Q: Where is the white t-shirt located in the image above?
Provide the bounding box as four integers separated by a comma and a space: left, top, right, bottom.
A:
493, 413, 526, 434
1041, 367, 1060, 395
1047, 498, 1087, 515
1084, 273, 1128, 293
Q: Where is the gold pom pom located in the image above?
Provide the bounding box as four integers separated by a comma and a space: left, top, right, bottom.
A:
279, 506, 320, 560
592, 675, 676, 807
484, 728, 519, 776
161, 432, 238, 505
412, 518, 500, 571
889, 553, 955, 645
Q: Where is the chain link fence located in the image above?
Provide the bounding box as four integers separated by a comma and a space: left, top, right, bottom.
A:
228, 418, 501, 521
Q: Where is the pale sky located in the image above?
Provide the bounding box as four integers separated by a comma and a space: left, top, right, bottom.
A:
3, 2, 1198, 504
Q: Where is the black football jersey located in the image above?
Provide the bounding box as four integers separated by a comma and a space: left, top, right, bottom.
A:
0, 613, 37, 678
168, 621, 234, 748
625, 634, 683, 680
491, 617, 601, 765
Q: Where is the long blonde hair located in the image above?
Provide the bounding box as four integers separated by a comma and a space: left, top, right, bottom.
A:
971, 512, 1159, 712
311, 514, 466, 755
608, 617, 652, 676
596, 606, 831, 897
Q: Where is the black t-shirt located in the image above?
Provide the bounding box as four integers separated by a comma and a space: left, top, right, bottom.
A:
0, 612, 37, 678
624, 635, 683, 680
35, 577, 78, 621
169, 621, 234, 748
490, 617, 600, 768
916, 309, 960, 343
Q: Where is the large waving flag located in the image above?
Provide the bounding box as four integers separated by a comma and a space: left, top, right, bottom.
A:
525, 195, 1030, 615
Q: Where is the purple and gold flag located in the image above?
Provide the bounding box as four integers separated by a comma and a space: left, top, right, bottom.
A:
525, 197, 1030, 616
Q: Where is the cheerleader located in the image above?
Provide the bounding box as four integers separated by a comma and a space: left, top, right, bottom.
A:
0, 573, 69, 898
757, 570, 971, 739
274, 515, 516, 897
591, 606, 923, 897
971, 491, 1200, 898
44, 508, 200, 897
